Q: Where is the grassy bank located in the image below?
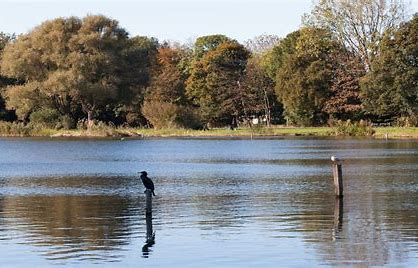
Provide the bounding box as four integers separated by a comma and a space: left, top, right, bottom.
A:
135, 127, 331, 138
374, 127, 418, 139
35, 126, 330, 138
141, 126, 418, 139
1, 120, 418, 139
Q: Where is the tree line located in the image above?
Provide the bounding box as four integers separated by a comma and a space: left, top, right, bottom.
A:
0, 0, 417, 130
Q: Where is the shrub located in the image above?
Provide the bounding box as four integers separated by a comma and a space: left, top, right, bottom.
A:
75, 120, 124, 136
76, 119, 87, 130
0, 121, 36, 136
59, 115, 76, 130
332, 120, 375, 136
142, 101, 178, 129
176, 106, 203, 129
395, 116, 417, 127
29, 108, 61, 129
142, 101, 202, 129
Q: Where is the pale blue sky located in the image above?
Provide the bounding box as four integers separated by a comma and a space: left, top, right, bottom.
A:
1, 0, 417, 43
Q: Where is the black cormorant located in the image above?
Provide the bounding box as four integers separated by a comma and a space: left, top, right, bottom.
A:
139, 171, 156, 196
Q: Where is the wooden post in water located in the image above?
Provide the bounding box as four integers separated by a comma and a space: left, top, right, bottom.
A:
144, 189, 155, 244
331, 156, 343, 198
145, 189, 153, 215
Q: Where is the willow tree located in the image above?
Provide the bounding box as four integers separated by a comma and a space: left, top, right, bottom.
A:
0, 32, 17, 121
1, 15, 148, 127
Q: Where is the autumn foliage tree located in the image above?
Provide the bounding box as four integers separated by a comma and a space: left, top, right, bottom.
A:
323, 53, 365, 121
145, 45, 190, 104
142, 44, 201, 129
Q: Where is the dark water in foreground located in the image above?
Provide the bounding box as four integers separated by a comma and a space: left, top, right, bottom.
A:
0, 138, 417, 267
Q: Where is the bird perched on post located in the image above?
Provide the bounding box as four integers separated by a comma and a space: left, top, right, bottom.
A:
139, 171, 156, 196
331, 156, 341, 162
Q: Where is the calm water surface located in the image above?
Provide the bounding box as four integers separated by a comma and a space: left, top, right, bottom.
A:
0, 138, 417, 267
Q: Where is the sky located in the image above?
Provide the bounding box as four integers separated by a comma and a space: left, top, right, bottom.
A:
1, 0, 418, 43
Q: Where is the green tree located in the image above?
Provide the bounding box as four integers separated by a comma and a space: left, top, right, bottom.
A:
1, 15, 151, 128
260, 31, 301, 80
361, 15, 418, 125
112, 36, 159, 126
186, 40, 250, 127
305, 0, 408, 70
275, 28, 339, 126
193, 35, 231, 60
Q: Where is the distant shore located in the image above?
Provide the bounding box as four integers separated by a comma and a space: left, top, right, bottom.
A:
1, 126, 417, 139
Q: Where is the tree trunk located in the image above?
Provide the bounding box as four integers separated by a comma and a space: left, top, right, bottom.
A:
87, 110, 94, 129
263, 88, 271, 128
81, 101, 95, 130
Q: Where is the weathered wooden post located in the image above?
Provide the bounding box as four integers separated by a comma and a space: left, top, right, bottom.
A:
331, 156, 343, 198
145, 189, 153, 215
145, 189, 155, 243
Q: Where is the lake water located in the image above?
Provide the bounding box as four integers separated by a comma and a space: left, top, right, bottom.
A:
0, 137, 417, 267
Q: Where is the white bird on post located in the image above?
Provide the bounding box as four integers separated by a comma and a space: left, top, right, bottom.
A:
331, 156, 340, 162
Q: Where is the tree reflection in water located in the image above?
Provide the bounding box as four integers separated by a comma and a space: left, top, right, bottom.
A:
0, 195, 137, 261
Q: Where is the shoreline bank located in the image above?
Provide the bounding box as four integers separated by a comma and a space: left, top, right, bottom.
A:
1, 127, 417, 139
